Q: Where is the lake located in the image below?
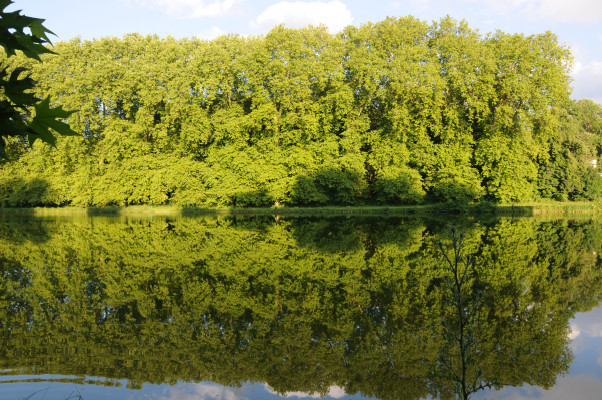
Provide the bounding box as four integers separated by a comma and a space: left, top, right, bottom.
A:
0, 213, 601, 400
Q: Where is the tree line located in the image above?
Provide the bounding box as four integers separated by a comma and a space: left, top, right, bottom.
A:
1, 16, 602, 207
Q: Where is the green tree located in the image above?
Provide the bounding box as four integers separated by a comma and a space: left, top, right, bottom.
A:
0, 17, 585, 207
537, 103, 602, 200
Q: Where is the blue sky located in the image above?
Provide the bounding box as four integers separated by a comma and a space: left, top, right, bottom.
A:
9, 0, 602, 103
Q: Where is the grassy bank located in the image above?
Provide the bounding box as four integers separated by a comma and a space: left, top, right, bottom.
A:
1, 201, 602, 217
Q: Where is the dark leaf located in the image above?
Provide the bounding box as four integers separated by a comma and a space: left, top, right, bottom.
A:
2, 67, 38, 107
29, 19, 55, 45
27, 97, 79, 146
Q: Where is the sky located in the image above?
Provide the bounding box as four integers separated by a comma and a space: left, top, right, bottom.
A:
8, 0, 602, 103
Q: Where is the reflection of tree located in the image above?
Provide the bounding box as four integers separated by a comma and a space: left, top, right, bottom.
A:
0, 216, 598, 399
432, 228, 500, 400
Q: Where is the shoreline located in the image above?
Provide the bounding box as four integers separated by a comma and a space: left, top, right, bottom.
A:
1, 201, 601, 217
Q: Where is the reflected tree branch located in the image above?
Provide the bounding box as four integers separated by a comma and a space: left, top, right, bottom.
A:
433, 227, 505, 400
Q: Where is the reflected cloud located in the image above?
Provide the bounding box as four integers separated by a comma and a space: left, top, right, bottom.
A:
264, 384, 347, 398
483, 374, 602, 399
159, 383, 248, 400
569, 325, 581, 340
571, 306, 602, 338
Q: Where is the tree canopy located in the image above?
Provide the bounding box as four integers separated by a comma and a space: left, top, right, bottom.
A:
0, 16, 600, 206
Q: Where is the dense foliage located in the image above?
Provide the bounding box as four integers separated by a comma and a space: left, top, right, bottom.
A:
0, 17, 601, 206
0, 215, 601, 398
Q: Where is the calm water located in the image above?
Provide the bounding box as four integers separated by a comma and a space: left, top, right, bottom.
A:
0, 214, 601, 400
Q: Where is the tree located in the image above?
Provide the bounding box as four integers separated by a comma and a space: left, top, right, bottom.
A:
0, 0, 77, 159
0, 17, 583, 207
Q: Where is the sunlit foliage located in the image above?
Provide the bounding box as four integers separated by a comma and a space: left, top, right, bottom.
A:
1, 17, 601, 205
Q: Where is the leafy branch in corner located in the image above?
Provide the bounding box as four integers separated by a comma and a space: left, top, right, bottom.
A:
0, 0, 78, 159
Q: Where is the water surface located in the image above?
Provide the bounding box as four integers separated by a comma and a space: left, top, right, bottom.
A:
0, 214, 601, 399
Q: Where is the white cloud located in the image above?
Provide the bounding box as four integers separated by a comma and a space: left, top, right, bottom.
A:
576, 67, 602, 103
254, 1, 353, 33
131, 0, 243, 18
570, 44, 591, 66
196, 26, 225, 39
538, 0, 602, 23
464, 0, 602, 23
463, 0, 536, 16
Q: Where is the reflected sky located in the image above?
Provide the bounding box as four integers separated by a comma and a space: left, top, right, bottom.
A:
1, 215, 601, 400
0, 379, 366, 400
478, 305, 602, 400
2, 307, 602, 400
5, 303, 602, 400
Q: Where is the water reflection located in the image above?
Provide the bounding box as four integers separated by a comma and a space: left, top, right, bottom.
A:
0, 215, 599, 399
430, 228, 495, 399
432, 227, 530, 399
